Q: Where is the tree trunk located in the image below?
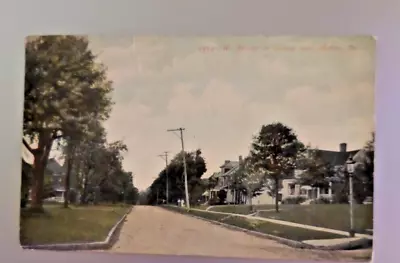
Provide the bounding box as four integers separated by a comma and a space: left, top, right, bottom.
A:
248, 192, 253, 212
63, 150, 74, 208
30, 132, 53, 211
274, 178, 280, 213
80, 167, 90, 204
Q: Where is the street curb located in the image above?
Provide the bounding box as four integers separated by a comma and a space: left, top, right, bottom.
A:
21, 206, 133, 251
162, 206, 372, 251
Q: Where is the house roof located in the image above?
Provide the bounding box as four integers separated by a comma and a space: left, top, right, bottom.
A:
212, 172, 223, 178
219, 160, 239, 169
317, 149, 360, 167
223, 166, 239, 177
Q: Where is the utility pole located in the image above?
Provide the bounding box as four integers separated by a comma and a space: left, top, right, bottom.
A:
158, 151, 169, 204
167, 127, 190, 209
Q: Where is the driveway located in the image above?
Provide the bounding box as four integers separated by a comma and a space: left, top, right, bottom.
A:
109, 206, 371, 261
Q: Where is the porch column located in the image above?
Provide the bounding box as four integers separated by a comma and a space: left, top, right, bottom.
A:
317, 187, 321, 198
328, 182, 332, 197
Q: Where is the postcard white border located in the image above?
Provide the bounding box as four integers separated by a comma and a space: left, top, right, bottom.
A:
0, 0, 397, 262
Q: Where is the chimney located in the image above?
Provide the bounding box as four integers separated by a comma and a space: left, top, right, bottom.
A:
339, 143, 347, 152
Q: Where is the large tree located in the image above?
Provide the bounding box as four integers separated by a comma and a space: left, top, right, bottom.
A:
233, 156, 268, 211
24, 36, 113, 210
250, 122, 305, 212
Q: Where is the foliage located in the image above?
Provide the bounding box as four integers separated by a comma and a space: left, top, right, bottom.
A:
217, 189, 227, 204
309, 196, 331, 204
137, 190, 149, 205
355, 132, 374, 201
281, 196, 307, 204
249, 122, 305, 212
226, 157, 269, 211
24, 35, 114, 210
147, 149, 207, 205
296, 147, 335, 188
238, 158, 267, 195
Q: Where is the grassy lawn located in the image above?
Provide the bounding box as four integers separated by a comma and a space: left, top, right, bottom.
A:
193, 204, 210, 210
257, 204, 373, 233
20, 204, 130, 245
164, 206, 346, 241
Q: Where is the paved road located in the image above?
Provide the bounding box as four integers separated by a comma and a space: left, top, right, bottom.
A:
109, 206, 371, 261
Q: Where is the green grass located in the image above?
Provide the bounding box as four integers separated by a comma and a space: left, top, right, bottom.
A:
208, 204, 280, 214
193, 204, 210, 210
164, 206, 346, 241
20, 204, 130, 245
257, 204, 373, 233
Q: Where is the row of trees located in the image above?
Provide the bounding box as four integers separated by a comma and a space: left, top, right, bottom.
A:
145, 149, 207, 205
22, 36, 138, 211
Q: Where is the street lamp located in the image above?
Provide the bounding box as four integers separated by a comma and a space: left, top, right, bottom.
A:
346, 156, 356, 237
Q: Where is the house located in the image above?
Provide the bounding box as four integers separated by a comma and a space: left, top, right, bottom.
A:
44, 158, 78, 203
22, 141, 79, 203
203, 157, 246, 204
287, 143, 360, 202
204, 142, 364, 205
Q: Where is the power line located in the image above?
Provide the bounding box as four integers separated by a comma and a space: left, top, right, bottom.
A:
167, 128, 190, 209
158, 151, 169, 204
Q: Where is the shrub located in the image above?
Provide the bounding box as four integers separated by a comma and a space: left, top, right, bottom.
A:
281, 196, 306, 204
332, 191, 348, 204
208, 196, 219, 205
310, 196, 331, 204
217, 190, 227, 205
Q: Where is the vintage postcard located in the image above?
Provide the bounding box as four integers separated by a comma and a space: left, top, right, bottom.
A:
20, 36, 374, 261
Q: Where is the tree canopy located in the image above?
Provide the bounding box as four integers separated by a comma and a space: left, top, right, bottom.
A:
23, 35, 137, 210
147, 149, 207, 205
296, 148, 336, 188
249, 122, 305, 212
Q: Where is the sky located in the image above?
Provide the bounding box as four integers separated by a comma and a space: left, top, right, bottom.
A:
85, 36, 375, 190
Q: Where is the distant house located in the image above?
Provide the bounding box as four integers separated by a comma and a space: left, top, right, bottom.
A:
21, 144, 34, 207
291, 143, 359, 201
204, 158, 246, 204
22, 141, 79, 204
45, 158, 78, 203
203, 142, 364, 205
